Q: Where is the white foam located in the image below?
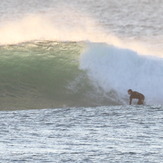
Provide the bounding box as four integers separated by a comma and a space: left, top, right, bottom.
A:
80, 42, 163, 105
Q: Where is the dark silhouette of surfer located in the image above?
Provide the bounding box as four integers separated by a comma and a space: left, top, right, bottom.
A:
128, 89, 145, 105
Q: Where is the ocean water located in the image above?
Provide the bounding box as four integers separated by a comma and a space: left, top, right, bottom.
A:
0, 105, 163, 162
0, 0, 163, 162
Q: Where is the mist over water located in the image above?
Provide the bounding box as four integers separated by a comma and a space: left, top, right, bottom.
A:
0, 0, 163, 56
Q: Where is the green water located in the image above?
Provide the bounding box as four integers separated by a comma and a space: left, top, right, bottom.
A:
0, 41, 121, 110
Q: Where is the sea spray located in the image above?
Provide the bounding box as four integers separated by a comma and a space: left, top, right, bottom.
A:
80, 42, 163, 105
1, 12, 162, 57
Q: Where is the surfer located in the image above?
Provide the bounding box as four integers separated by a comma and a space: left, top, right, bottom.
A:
128, 89, 145, 105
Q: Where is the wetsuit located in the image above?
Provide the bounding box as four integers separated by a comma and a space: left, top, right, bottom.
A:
129, 91, 145, 105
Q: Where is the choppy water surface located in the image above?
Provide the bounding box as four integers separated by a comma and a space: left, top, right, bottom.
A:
0, 105, 163, 162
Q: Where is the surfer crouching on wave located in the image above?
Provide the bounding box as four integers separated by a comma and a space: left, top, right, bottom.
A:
128, 89, 145, 105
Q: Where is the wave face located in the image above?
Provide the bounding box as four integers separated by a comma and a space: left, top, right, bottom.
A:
0, 41, 121, 110
1, 41, 163, 109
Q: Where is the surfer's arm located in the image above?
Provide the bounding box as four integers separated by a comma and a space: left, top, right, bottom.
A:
129, 96, 132, 105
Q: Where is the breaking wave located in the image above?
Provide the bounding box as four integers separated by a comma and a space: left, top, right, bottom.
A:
0, 41, 163, 110
80, 42, 163, 105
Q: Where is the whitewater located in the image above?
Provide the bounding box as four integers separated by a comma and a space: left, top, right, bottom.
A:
0, 0, 163, 162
